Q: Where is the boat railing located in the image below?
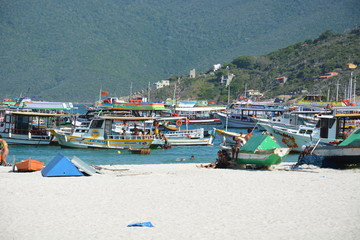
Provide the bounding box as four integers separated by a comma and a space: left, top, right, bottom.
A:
10, 128, 49, 136
107, 134, 155, 140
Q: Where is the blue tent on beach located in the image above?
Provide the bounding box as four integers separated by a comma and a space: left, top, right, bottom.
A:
41, 153, 85, 177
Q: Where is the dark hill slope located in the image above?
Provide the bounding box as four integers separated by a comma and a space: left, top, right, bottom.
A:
152, 27, 360, 102
0, 0, 359, 101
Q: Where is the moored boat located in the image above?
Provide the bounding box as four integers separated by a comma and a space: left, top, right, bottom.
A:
259, 112, 360, 152
52, 116, 164, 149
0, 111, 74, 145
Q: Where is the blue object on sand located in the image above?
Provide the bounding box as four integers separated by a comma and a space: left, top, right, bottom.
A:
127, 222, 155, 227
41, 153, 85, 177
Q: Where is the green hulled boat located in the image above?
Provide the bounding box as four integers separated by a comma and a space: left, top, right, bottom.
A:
219, 131, 290, 166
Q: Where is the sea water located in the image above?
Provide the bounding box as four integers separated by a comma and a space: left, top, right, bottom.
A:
7, 105, 299, 165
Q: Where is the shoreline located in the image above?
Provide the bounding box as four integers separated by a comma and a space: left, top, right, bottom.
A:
1, 163, 359, 240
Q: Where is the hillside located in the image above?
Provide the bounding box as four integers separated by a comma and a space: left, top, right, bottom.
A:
1, 0, 359, 101
151, 27, 360, 103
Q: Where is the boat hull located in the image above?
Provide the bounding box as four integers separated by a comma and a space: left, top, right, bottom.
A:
166, 137, 214, 146
16, 158, 45, 172
299, 146, 360, 168
259, 123, 328, 152
215, 112, 258, 128
236, 148, 290, 165
55, 133, 155, 149
0, 133, 52, 145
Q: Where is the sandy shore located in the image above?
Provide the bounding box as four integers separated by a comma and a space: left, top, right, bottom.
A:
1, 163, 359, 240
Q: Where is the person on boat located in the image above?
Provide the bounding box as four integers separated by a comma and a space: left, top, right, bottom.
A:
232, 136, 245, 160
190, 155, 195, 160
197, 150, 230, 169
343, 126, 354, 139
132, 125, 139, 135
0, 139, 9, 166
245, 128, 253, 141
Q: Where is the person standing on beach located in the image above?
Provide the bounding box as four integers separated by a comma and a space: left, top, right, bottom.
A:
0, 139, 9, 166
232, 136, 244, 160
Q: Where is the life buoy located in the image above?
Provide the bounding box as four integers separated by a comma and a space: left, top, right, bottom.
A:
172, 113, 179, 117
91, 130, 100, 138
153, 120, 159, 127
176, 120, 183, 127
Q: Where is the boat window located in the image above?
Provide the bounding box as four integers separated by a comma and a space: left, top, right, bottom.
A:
299, 129, 306, 134
90, 120, 104, 128
306, 130, 313, 134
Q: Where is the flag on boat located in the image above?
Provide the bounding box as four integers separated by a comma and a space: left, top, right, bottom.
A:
101, 90, 109, 95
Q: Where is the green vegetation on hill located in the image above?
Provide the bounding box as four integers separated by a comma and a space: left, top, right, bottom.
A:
0, 0, 359, 102
152, 27, 360, 102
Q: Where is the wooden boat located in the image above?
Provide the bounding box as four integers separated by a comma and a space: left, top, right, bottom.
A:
16, 158, 44, 172
217, 129, 290, 166
129, 148, 151, 154
297, 128, 360, 168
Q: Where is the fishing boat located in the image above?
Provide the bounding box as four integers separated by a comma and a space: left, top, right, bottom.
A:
216, 129, 290, 167
215, 103, 286, 128
16, 158, 45, 172
259, 112, 360, 152
52, 116, 164, 149
155, 117, 215, 146
297, 128, 360, 168
162, 127, 215, 146
0, 111, 73, 145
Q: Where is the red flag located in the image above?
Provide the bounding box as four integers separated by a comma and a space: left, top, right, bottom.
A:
101, 91, 109, 95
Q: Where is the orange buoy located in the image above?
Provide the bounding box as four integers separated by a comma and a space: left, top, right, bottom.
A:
176, 119, 182, 127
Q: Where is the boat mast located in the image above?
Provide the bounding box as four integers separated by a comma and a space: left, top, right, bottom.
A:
353, 75, 357, 103
335, 80, 340, 102
173, 83, 177, 106
130, 82, 133, 101
148, 82, 151, 102
348, 72, 353, 101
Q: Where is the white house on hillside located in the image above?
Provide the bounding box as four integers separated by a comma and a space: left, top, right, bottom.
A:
220, 73, 235, 86
189, 69, 196, 78
213, 64, 221, 71
154, 79, 170, 89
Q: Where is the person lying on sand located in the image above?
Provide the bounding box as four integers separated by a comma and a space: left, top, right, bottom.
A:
197, 150, 230, 169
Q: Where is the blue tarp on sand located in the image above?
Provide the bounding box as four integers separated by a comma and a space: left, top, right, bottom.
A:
41, 153, 85, 177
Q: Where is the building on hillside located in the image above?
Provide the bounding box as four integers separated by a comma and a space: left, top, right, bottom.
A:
275, 76, 287, 84
319, 72, 338, 79
153, 79, 170, 89
189, 69, 196, 78
213, 64, 221, 71
246, 89, 263, 99
220, 73, 235, 87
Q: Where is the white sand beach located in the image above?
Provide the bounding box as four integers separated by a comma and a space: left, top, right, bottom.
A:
1, 163, 359, 240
